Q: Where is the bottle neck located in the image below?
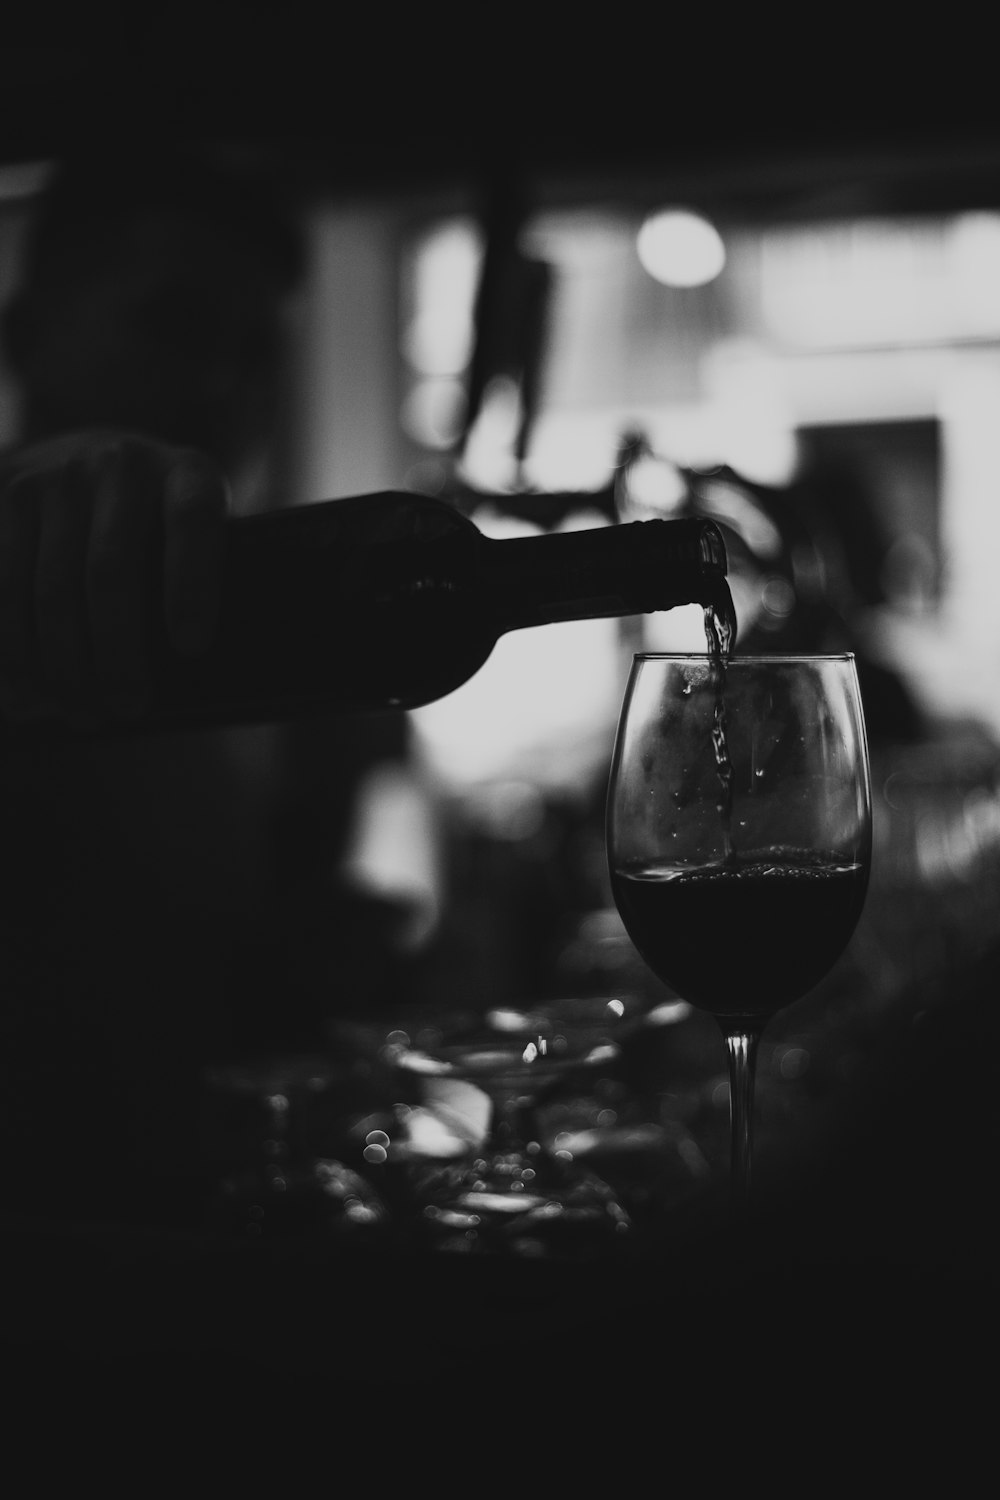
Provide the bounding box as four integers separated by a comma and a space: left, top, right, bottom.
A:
484, 517, 729, 632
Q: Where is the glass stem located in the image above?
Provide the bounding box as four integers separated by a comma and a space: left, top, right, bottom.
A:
722, 1026, 763, 1217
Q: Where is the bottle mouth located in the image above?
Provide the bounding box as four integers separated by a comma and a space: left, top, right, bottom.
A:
698, 519, 729, 572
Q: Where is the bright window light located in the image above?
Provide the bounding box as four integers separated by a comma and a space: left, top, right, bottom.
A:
637, 208, 726, 288
401, 218, 481, 374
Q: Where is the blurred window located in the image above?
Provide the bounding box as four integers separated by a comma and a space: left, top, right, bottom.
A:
399, 205, 1000, 750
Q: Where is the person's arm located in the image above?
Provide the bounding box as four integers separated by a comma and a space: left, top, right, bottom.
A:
0, 428, 227, 728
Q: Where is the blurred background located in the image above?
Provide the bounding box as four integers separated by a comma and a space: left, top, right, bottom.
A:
4, 42, 1000, 1210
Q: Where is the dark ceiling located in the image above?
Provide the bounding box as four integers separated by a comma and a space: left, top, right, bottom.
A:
4, 42, 1000, 223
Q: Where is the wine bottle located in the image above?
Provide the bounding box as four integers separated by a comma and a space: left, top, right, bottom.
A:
6, 490, 731, 735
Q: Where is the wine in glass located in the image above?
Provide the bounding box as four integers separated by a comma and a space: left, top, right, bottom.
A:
606, 653, 872, 1214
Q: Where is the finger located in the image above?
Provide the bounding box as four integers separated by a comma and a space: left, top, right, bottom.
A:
86, 442, 159, 712
161, 449, 228, 656
0, 471, 43, 715
33, 461, 96, 720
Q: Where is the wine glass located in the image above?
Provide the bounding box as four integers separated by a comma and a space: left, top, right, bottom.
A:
606, 653, 872, 1215
370, 996, 644, 1258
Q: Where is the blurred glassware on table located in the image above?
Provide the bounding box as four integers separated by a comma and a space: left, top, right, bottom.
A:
330, 995, 656, 1258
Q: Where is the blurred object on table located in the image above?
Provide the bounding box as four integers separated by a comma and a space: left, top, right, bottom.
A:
330, 996, 646, 1259
202, 1052, 389, 1241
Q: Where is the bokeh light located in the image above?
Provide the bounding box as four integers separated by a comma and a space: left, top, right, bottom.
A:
637, 208, 726, 288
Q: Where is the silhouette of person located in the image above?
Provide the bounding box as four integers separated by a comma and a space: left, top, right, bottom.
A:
683, 457, 927, 747
0, 143, 441, 1226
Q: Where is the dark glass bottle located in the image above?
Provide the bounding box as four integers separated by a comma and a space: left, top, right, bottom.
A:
8, 490, 731, 735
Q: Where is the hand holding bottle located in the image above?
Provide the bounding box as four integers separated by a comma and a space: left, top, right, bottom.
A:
0, 429, 228, 727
